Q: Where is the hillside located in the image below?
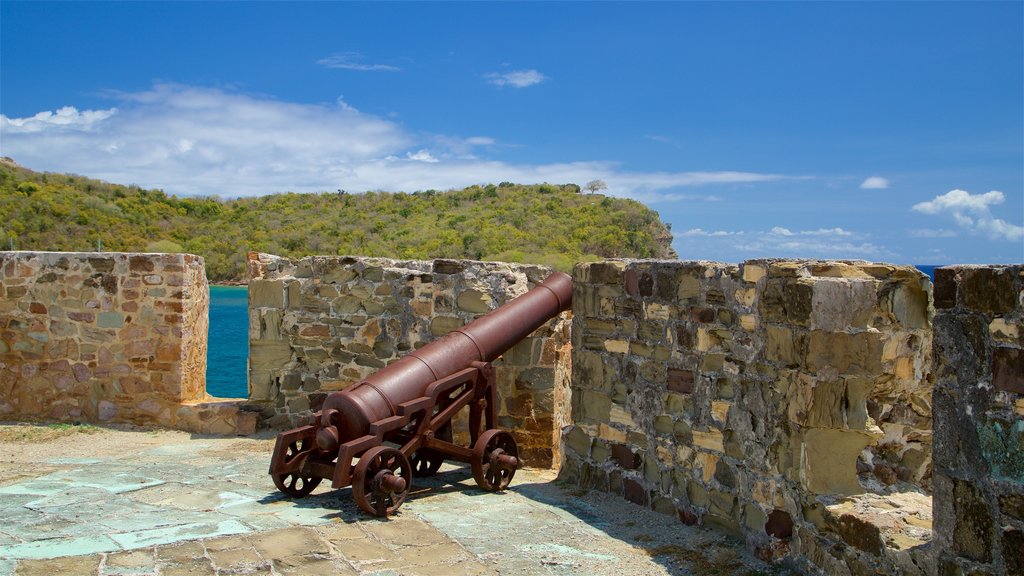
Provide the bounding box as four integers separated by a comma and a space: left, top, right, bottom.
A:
0, 159, 676, 282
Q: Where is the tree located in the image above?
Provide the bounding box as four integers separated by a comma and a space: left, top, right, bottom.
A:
584, 179, 608, 194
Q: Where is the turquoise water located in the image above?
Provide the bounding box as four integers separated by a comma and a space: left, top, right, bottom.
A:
203, 265, 941, 399
207, 286, 248, 398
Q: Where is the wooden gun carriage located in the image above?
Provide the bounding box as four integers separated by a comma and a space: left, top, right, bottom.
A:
269, 272, 572, 516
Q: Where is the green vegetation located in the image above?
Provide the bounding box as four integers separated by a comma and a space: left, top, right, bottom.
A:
0, 159, 675, 282
0, 422, 101, 443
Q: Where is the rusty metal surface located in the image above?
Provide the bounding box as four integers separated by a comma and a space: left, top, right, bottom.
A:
269, 271, 572, 516
320, 271, 572, 440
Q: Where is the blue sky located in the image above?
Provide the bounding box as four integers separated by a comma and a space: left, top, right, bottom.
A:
1, 1, 1021, 264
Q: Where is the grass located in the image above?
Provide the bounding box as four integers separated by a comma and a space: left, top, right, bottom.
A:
0, 422, 102, 443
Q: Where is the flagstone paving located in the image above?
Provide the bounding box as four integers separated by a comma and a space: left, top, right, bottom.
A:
0, 424, 781, 575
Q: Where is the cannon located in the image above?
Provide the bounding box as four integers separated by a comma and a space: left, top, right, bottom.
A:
269, 271, 572, 517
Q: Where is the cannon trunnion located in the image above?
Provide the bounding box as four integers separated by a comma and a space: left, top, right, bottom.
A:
269, 272, 572, 517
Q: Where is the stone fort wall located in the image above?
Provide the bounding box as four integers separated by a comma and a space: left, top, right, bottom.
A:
932, 265, 1023, 575
0, 251, 255, 434
561, 259, 936, 574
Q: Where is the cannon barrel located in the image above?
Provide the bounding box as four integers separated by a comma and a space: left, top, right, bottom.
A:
317, 271, 572, 449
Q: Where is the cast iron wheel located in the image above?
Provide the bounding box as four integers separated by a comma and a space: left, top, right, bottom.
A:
410, 423, 453, 477
352, 446, 412, 517
272, 437, 322, 497
471, 429, 519, 492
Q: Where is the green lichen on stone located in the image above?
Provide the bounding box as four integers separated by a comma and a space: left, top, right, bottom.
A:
977, 419, 1024, 482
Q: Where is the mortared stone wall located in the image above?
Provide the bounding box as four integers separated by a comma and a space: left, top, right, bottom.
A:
0, 251, 255, 434
932, 265, 1023, 576
561, 259, 935, 574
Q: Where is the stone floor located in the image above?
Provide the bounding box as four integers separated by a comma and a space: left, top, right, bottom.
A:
0, 424, 782, 575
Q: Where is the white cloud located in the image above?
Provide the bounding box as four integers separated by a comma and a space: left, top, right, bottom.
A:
860, 176, 889, 189
678, 226, 888, 260
485, 69, 547, 88
681, 229, 741, 237
770, 226, 852, 237
912, 189, 1023, 241
0, 106, 118, 133
908, 228, 957, 238
317, 52, 401, 72
406, 150, 439, 163
0, 83, 798, 199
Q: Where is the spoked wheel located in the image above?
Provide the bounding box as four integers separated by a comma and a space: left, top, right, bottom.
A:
471, 429, 520, 492
410, 423, 453, 477
352, 446, 413, 517
272, 436, 322, 498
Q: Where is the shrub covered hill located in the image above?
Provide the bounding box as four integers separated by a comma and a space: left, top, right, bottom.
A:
0, 159, 676, 282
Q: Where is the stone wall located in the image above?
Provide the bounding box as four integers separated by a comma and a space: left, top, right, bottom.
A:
247, 253, 572, 467
561, 259, 934, 574
932, 265, 1023, 575
0, 251, 255, 434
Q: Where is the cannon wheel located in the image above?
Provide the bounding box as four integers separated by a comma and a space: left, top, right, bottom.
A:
352, 446, 412, 517
472, 429, 519, 492
272, 437, 322, 498
410, 423, 453, 477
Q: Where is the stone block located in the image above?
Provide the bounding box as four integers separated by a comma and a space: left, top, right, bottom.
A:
952, 478, 993, 563
677, 273, 701, 300
765, 325, 801, 366
885, 280, 930, 330
992, 347, 1024, 393
457, 289, 492, 313
692, 429, 725, 453
667, 368, 694, 394
806, 330, 882, 375
249, 279, 286, 308
743, 263, 766, 283
811, 278, 876, 331
961, 267, 1016, 314
801, 428, 874, 495
623, 478, 647, 506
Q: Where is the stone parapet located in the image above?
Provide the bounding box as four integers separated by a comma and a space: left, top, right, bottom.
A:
246, 253, 571, 467
932, 265, 1023, 575
0, 251, 252, 434
562, 259, 933, 574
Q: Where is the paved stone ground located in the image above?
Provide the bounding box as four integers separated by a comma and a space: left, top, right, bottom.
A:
0, 424, 784, 575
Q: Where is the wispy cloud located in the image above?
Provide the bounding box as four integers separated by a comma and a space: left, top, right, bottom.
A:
681, 229, 741, 237
860, 176, 889, 189
912, 189, 1023, 241
0, 83, 799, 200
1, 106, 117, 133
485, 69, 547, 88
908, 228, 957, 238
677, 225, 888, 260
317, 52, 401, 72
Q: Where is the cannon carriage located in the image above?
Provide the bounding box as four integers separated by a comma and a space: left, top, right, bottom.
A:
269, 272, 572, 517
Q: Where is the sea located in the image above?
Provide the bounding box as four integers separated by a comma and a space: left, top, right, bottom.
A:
204, 265, 943, 399
206, 286, 249, 398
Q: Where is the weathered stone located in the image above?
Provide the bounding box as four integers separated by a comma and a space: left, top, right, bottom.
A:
250, 279, 286, 308
992, 347, 1024, 393
812, 278, 876, 331
961, 267, 1015, 314
834, 513, 883, 556
952, 478, 993, 563
666, 368, 694, 394
801, 428, 874, 495
623, 478, 647, 506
